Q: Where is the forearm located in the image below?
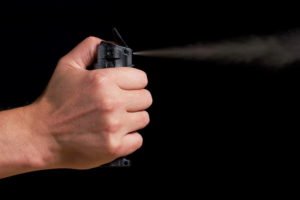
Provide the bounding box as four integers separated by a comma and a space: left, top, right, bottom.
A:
0, 105, 49, 178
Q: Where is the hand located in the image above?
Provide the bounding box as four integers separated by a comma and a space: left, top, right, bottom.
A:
26, 37, 152, 170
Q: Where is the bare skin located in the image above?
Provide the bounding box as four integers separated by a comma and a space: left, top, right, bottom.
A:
0, 37, 152, 179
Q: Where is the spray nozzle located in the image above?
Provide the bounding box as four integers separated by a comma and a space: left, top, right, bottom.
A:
94, 28, 133, 69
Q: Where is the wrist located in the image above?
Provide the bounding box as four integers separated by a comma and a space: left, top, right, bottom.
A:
18, 102, 59, 172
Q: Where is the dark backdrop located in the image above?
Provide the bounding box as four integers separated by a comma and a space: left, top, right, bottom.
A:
0, 1, 298, 196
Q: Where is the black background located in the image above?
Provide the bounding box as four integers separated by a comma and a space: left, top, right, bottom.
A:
0, 1, 299, 196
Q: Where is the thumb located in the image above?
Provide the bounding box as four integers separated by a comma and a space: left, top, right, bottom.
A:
60, 36, 102, 69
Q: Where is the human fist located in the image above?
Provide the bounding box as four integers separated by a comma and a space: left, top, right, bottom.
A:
29, 37, 152, 169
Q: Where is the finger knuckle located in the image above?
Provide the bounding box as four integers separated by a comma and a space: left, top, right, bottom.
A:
135, 134, 144, 149
140, 71, 148, 86
104, 137, 121, 156
90, 71, 110, 87
144, 89, 153, 106
97, 96, 121, 112
140, 111, 150, 126
102, 116, 122, 133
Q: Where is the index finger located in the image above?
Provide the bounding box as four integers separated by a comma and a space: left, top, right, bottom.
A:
98, 67, 148, 90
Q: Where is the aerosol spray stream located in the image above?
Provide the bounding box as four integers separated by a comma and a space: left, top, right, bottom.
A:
134, 30, 300, 67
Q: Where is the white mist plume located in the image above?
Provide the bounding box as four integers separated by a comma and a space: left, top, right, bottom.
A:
134, 30, 300, 67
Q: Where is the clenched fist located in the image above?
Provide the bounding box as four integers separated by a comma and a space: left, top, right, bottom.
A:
0, 37, 152, 178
